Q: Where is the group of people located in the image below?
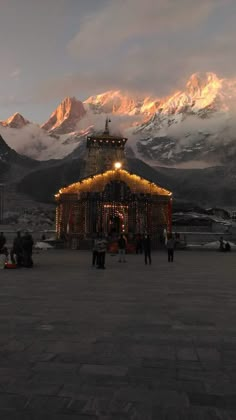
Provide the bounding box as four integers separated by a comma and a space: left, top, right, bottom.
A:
117, 233, 152, 264
92, 232, 176, 268
0, 231, 34, 269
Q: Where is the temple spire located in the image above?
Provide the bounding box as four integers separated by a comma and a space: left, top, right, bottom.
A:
104, 117, 111, 135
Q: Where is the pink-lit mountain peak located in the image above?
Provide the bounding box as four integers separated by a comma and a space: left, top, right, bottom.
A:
150, 72, 233, 116
83, 73, 228, 118
84, 89, 158, 117
41, 96, 86, 134
1, 112, 29, 129
40, 73, 234, 137
186, 72, 222, 92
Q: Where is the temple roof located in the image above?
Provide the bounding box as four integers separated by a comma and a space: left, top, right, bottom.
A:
55, 168, 172, 198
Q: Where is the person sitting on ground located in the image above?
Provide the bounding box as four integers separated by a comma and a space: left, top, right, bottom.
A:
225, 242, 231, 252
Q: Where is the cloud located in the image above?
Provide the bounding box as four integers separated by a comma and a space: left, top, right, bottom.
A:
68, 0, 218, 57
0, 95, 29, 108
0, 123, 80, 160
30, 0, 236, 108
33, 0, 233, 100
10, 68, 21, 80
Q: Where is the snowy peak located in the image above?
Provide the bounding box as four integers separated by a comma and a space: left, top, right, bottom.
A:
83, 73, 227, 121
138, 72, 235, 135
186, 72, 222, 95
41, 96, 86, 134
84, 90, 156, 117
1, 113, 29, 129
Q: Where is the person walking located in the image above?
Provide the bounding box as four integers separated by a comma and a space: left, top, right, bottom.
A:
143, 234, 151, 265
118, 234, 127, 263
166, 234, 175, 262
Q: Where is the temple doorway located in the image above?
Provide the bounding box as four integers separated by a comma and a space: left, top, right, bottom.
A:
103, 203, 128, 235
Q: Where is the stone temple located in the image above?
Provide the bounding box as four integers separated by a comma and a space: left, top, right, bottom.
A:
55, 119, 172, 250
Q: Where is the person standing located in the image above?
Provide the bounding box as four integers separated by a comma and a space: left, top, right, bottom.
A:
0, 232, 6, 252
143, 234, 151, 265
22, 231, 34, 268
97, 235, 107, 269
135, 234, 143, 254
0, 248, 7, 269
166, 234, 175, 262
118, 234, 127, 263
219, 236, 225, 252
92, 234, 99, 267
11, 231, 23, 266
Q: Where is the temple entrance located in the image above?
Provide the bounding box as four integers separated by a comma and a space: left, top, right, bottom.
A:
109, 215, 121, 234
103, 203, 128, 235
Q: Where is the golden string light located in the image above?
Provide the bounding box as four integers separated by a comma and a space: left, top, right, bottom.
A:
55, 169, 172, 199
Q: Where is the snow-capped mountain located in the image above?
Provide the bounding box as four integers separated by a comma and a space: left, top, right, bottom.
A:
41, 96, 86, 134
0, 98, 88, 160
135, 72, 236, 165
84, 90, 157, 118
2, 71, 236, 166
1, 113, 29, 129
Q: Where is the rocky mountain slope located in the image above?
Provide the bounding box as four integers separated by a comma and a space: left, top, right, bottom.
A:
41, 96, 86, 134
1, 113, 29, 129
0, 134, 36, 169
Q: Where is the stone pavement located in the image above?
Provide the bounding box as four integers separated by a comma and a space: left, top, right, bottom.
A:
0, 250, 236, 419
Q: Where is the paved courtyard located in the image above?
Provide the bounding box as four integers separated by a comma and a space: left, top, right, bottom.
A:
1, 250, 236, 419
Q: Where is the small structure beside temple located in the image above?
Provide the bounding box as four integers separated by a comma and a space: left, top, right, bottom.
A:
55, 119, 172, 249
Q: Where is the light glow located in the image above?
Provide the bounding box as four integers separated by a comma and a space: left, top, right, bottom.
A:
114, 162, 122, 169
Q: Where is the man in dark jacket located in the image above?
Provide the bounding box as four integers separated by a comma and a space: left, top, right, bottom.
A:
143, 234, 151, 265
22, 232, 34, 267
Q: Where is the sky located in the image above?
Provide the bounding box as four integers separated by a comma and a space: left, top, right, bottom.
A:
0, 0, 236, 123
